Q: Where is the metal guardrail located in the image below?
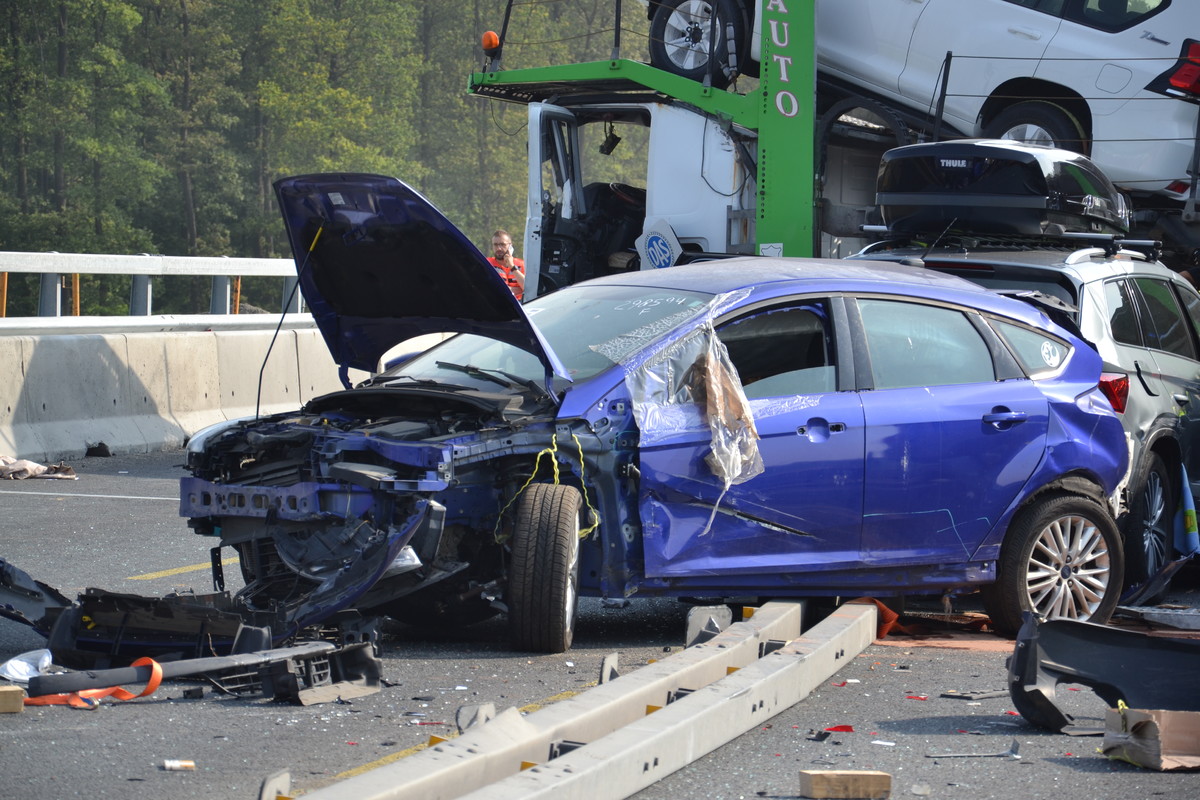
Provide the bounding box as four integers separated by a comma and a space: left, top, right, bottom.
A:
0, 251, 299, 317
0, 313, 319, 336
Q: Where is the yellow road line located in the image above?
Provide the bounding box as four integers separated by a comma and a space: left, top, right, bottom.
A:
127, 557, 238, 580
332, 740, 439, 780
518, 688, 586, 714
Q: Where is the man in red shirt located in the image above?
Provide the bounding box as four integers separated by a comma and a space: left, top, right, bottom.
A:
487, 229, 526, 301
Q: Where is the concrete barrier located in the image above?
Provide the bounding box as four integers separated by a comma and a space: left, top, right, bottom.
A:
0, 322, 363, 462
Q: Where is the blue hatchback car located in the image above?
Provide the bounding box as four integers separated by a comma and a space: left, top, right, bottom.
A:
179, 174, 1129, 652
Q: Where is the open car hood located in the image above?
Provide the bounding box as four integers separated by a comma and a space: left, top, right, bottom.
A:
274, 173, 568, 380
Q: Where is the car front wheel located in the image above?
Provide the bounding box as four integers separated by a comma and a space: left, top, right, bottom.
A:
1124, 453, 1174, 593
983, 493, 1123, 635
983, 101, 1088, 154
508, 483, 583, 653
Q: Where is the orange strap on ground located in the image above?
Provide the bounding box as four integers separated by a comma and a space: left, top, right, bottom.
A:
23, 657, 163, 709
848, 597, 925, 638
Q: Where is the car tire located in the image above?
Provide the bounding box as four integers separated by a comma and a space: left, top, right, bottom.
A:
983, 101, 1088, 154
982, 493, 1123, 635
1123, 453, 1174, 593
649, 0, 748, 90
508, 483, 583, 653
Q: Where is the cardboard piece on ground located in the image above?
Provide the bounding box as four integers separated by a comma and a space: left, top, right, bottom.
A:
1102, 707, 1200, 771
0, 684, 26, 713
799, 769, 891, 799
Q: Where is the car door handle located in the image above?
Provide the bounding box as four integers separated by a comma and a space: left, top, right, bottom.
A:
983, 410, 1028, 429
1175, 393, 1190, 406
796, 420, 847, 440
1134, 360, 1159, 396
1007, 26, 1043, 40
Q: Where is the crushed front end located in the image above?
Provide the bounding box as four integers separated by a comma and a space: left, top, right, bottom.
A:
181, 385, 560, 640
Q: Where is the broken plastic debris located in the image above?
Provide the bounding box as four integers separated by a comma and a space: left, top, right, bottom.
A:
824, 725, 855, 732
906, 695, 929, 700
0, 649, 53, 685
925, 739, 1021, 759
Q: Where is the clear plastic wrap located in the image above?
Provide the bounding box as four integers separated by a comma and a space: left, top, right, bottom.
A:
625, 289, 763, 491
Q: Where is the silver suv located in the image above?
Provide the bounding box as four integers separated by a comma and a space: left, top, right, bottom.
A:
853, 140, 1200, 589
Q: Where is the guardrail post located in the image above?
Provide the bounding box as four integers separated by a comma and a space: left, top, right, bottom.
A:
129, 275, 152, 315
281, 277, 302, 313
210, 275, 231, 314
38, 274, 61, 316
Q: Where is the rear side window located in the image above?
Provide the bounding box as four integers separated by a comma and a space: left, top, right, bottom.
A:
1005, 0, 1066, 13
1105, 279, 1145, 347
1066, 0, 1170, 32
992, 319, 1073, 378
858, 299, 995, 390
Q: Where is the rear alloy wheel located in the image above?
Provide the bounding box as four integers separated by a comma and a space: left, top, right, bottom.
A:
983, 101, 1088, 154
508, 483, 583, 653
983, 494, 1123, 635
1123, 453, 1174, 592
649, 0, 748, 89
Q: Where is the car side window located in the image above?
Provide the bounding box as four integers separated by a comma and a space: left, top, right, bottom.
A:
1067, 0, 1169, 32
1105, 279, 1145, 347
1004, 0, 1064, 12
858, 299, 995, 390
1134, 277, 1198, 360
1176, 284, 1200, 345
717, 302, 835, 399
991, 319, 1073, 378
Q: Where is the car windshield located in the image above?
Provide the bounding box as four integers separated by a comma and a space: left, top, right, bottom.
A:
380, 283, 714, 390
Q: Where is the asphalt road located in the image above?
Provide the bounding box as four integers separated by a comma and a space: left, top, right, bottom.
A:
2, 450, 1198, 800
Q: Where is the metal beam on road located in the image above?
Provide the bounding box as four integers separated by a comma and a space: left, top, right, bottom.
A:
464, 603, 878, 800
300, 602, 878, 800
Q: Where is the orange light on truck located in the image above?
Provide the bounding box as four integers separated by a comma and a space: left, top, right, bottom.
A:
482, 30, 500, 58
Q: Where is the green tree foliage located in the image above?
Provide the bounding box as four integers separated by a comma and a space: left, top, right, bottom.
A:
0, 0, 653, 315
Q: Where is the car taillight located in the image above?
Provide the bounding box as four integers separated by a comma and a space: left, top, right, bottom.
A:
1169, 42, 1200, 97
1099, 372, 1129, 414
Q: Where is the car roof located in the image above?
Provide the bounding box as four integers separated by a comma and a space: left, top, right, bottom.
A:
582, 256, 992, 295
857, 241, 1184, 286
574, 255, 1056, 326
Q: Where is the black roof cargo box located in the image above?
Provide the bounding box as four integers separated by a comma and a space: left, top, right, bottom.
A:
876, 140, 1130, 237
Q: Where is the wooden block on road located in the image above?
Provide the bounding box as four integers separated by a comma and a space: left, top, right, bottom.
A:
800, 769, 891, 799
0, 684, 26, 713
